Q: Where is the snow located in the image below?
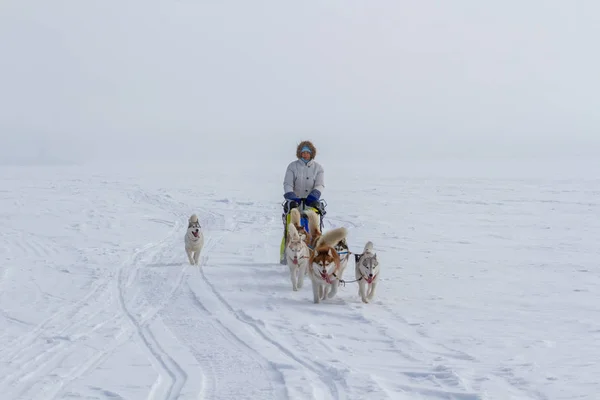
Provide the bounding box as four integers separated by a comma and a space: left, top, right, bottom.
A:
1, 158, 599, 400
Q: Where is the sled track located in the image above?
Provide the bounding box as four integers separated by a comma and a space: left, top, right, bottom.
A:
115, 199, 234, 400
116, 209, 189, 400
182, 281, 290, 400
158, 211, 229, 400
167, 206, 292, 400
43, 195, 194, 400
196, 251, 343, 400
172, 201, 340, 399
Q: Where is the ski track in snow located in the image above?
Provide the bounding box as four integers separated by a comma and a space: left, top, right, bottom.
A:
1, 167, 599, 399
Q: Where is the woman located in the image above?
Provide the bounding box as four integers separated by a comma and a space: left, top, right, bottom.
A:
283, 140, 325, 210
280, 140, 325, 264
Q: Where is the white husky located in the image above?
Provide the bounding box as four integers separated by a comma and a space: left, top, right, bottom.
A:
184, 214, 204, 265
285, 220, 310, 291
354, 241, 380, 303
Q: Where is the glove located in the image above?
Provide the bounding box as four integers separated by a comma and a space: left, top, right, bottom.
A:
284, 192, 301, 202
305, 189, 321, 205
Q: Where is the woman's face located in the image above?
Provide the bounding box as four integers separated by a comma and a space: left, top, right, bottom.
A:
301, 151, 311, 161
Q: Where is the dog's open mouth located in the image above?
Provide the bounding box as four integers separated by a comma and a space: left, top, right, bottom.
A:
292, 257, 298, 265
320, 270, 333, 283
192, 230, 199, 237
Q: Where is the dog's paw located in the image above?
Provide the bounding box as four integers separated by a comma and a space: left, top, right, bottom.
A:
361, 297, 369, 304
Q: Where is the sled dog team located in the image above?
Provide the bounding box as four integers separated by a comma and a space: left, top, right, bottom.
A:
184, 211, 380, 304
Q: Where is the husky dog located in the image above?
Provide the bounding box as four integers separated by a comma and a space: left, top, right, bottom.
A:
286, 221, 310, 291
354, 241, 379, 303
288, 208, 311, 247
305, 207, 349, 278
307, 226, 348, 303
281, 207, 312, 265
184, 214, 204, 265
303, 208, 323, 249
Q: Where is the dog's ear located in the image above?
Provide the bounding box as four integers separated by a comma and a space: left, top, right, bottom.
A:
354, 253, 362, 263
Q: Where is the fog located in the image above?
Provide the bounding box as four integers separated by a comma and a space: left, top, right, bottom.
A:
1, 1, 599, 166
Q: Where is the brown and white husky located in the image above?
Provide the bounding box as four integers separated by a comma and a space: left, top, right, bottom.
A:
307, 221, 348, 304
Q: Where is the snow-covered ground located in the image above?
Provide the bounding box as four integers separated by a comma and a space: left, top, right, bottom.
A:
1, 159, 599, 400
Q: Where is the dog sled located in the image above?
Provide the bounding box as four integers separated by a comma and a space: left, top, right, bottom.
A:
279, 198, 327, 265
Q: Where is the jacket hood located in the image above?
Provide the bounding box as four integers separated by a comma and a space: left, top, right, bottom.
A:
296, 140, 317, 160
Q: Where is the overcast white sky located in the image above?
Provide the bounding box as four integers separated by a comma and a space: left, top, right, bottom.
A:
1, 0, 598, 165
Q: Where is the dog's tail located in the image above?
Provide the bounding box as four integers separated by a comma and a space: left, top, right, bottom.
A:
316, 227, 347, 248
304, 209, 321, 238
289, 208, 301, 227
287, 223, 300, 241
189, 214, 199, 223
363, 241, 374, 254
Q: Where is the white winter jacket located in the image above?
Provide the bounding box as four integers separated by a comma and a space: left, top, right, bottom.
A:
283, 159, 325, 199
